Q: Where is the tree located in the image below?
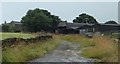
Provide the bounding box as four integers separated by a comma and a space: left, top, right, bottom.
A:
2, 24, 9, 32
105, 20, 117, 24
73, 13, 98, 24
21, 8, 62, 32
50, 15, 61, 32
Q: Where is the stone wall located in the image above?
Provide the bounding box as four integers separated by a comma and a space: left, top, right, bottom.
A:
2, 35, 52, 48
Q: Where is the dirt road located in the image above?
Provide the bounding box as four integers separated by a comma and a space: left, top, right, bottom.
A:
28, 40, 99, 62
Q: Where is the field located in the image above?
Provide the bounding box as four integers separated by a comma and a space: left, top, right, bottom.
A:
0, 32, 36, 40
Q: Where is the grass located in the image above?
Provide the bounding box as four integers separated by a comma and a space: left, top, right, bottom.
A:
0, 47, 2, 62
2, 33, 60, 62
0, 32, 35, 40
59, 34, 95, 48
2, 36, 60, 62
82, 36, 118, 62
1, 33, 118, 62
59, 34, 118, 62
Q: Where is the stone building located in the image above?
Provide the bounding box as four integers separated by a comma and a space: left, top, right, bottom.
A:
57, 22, 120, 34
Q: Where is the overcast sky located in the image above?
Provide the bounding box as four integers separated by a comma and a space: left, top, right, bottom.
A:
1, 0, 119, 2
1, 2, 118, 24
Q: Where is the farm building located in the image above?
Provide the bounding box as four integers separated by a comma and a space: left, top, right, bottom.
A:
2, 21, 23, 32
57, 22, 94, 34
93, 23, 120, 33
8, 21, 23, 32
57, 22, 120, 34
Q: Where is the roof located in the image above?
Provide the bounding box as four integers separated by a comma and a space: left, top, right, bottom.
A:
58, 22, 120, 30
58, 22, 67, 27
67, 23, 94, 29
94, 23, 120, 26
67, 23, 93, 27
58, 22, 95, 30
58, 22, 94, 28
10, 21, 22, 25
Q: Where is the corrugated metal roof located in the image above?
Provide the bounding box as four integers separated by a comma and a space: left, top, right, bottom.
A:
67, 23, 93, 27
10, 21, 22, 25
99, 23, 120, 26
58, 22, 67, 27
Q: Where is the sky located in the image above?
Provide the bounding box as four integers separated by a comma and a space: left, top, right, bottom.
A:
1, 0, 119, 2
1, 2, 118, 24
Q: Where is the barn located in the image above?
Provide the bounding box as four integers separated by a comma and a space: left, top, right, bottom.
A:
57, 22, 120, 34
57, 22, 94, 34
93, 23, 120, 33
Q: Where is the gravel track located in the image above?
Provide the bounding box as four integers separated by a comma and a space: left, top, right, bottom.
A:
28, 40, 100, 62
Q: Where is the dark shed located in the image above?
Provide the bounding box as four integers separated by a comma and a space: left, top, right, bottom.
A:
58, 22, 120, 34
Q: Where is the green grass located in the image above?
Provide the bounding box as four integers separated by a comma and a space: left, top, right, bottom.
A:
59, 34, 95, 48
2, 33, 60, 62
0, 48, 2, 62
59, 34, 118, 62
0, 32, 35, 40
110, 33, 120, 39
81, 36, 118, 62
2, 37, 60, 62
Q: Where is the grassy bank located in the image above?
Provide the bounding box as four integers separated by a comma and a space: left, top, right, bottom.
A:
59, 34, 118, 62
3, 37, 60, 62
2, 33, 60, 62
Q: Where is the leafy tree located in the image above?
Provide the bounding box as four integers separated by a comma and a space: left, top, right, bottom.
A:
105, 20, 117, 24
50, 15, 61, 32
21, 8, 62, 32
73, 13, 98, 24
2, 24, 9, 32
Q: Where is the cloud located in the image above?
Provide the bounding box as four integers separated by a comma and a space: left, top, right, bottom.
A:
1, 0, 119, 2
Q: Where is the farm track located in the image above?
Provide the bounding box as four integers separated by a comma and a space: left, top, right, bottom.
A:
28, 40, 100, 62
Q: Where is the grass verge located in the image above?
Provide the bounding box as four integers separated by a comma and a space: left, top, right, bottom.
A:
81, 36, 118, 62
2, 36, 60, 62
59, 34, 95, 48
59, 34, 118, 62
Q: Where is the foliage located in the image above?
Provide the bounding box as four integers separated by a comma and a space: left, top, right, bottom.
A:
105, 20, 117, 24
1, 21, 21, 32
21, 8, 62, 32
73, 13, 98, 24
2, 24, 10, 32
